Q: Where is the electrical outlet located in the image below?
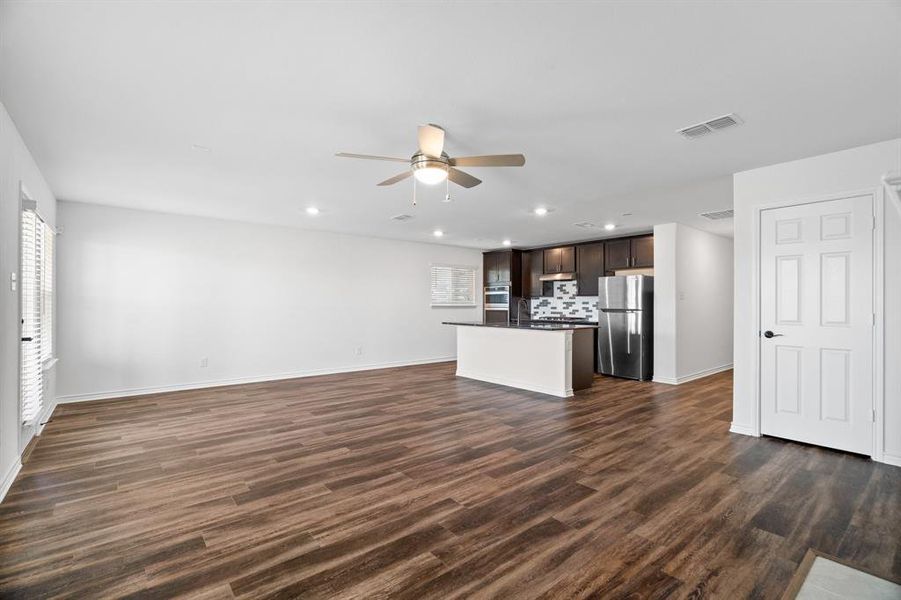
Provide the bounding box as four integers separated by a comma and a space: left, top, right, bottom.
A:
200, 357, 208, 368
354, 347, 363, 356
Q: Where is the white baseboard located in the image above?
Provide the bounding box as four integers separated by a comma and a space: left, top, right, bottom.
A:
652, 364, 733, 386
455, 368, 572, 398
57, 356, 456, 404
729, 423, 759, 437
880, 453, 901, 468
0, 460, 22, 504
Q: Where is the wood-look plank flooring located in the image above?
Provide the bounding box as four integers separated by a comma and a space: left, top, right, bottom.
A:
1, 363, 899, 599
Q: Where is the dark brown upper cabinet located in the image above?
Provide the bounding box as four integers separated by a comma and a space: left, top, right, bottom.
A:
631, 235, 654, 268
524, 249, 545, 298
543, 246, 575, 274
483, 250, 522, 295
604, 239, 632, 272
604, 235, 654, 273
576, 243, 605, 296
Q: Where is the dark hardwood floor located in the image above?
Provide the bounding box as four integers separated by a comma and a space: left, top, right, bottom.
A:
1, 363, 899, 599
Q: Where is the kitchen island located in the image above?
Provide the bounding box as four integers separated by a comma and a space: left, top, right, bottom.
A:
443, 322, 597, 397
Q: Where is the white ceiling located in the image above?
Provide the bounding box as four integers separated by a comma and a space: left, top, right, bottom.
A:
1, 1, 899, 249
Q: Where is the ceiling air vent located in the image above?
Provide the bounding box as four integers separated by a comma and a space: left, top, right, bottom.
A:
391, 213, 414, 222
706, 114, 741, 130
573, 221, 598, 229
678, 124, 713, 139
678, 113, 742, 139
699, 209, 734, 220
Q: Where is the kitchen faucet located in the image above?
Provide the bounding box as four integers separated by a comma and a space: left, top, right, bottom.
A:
515, 298, 530, 326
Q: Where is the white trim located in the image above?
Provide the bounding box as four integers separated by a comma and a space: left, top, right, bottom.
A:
749, 187, 886, 461
873, 187, 885, 464
454, 369, 573, 398
652, 364, 733, 385
0, 460, 22, 504
881, 454, 901, 468
729, 423, 759, 437
34, 400, 56, 436
56, 356, 456, 404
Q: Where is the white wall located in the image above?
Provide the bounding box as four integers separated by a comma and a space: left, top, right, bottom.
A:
653, 224, 678, 381
654, 223, 734, 385
0, 102, 57, 499
56, 202, 482, 401
732, 138, 901, 465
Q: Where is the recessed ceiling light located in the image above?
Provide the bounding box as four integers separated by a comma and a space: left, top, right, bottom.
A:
604, 223, 616, 231
433, 229, 444, 237
533, 207, 548, 216
306, 207, 320, 215
502, 239, 512, 246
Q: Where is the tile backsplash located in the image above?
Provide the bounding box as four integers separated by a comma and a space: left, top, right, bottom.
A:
530, 281, 599, 321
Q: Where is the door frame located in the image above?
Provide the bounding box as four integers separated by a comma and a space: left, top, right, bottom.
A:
748, 186, 885, 462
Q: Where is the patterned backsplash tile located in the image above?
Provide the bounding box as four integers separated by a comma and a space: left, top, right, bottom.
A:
530, 281, 599, 321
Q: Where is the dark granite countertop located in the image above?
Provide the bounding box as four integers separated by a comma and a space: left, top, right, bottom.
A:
442, 321, 599, 331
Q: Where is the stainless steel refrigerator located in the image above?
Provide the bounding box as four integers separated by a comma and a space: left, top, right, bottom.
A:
597, 275, 653, 380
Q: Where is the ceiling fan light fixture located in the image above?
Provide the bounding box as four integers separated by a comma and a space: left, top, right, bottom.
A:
413, 166, 448, 185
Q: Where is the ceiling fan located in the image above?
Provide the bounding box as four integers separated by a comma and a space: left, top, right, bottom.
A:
335, 124, 525, 189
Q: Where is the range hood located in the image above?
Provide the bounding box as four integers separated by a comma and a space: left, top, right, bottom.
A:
538, 272, 576, 282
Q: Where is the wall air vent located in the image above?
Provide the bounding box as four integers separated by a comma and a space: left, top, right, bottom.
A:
678, 113, 743, 139
699, 209, 735, 220
391, 214, 414, 222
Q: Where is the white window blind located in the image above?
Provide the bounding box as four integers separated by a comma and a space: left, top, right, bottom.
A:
430, 265, 476, 307
20, 209, 53, 424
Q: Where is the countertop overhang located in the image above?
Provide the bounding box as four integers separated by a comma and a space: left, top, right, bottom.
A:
443, 321, 598, 331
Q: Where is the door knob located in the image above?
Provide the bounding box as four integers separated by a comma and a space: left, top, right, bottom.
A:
763, 330, 783, 338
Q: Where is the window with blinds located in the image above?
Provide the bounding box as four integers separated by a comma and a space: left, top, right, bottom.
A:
430, 265, 477, 307
20, 209, 53, 424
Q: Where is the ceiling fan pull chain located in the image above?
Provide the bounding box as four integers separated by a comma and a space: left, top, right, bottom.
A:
412, 175, 417, 207
445, 168, 451, 203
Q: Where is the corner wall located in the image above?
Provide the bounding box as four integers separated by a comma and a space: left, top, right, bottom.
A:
56, 202, 482, 401
0, 102, 57, 500
653, 223, 734, 385
732, 137, 901, 464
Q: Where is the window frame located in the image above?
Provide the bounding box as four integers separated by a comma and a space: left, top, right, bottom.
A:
430, 264, 478, 308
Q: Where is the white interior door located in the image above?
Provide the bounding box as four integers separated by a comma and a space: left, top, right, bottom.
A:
760, 193, 874, 455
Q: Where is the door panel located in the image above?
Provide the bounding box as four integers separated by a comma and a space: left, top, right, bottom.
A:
604, 239, 631, 272
631, 236, 654, 268
543, 248, 560, 273
496, 252, 511, 283
528, 250, 543, 297
760, 194, 873, 455
576, 243, 604, 296
559, 246, 575, 272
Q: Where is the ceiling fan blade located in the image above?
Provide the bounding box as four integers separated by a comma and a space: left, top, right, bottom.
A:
449, 154, 526, 167
336, 152, 409, 163
447, 168, 482, 188
377, 171, 413, 186
417, 124, 445, 158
